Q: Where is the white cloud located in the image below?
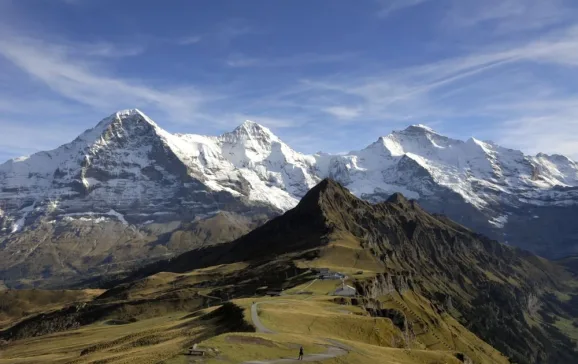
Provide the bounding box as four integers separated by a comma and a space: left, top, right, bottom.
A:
497, 114, 578, 159
176, 35, 202, 46
75, 42, 145, 58
1, 0, 578, 161
230, 114, 299, 129
376, 0, 432, 17
225, 53, 355, 68
213, 20, 258, 45
446, 0, 571, 32
253, 22, 578, 158
303, 25, 578, 117
469, 91, 578, 159
323, 106, 361, 120
225, 55, 260, 68
378, 0, 572, 35
0, 35, 213, 122
0, 119, 82, 157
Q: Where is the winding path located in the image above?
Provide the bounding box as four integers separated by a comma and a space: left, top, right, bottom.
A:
244, 301, 348, 364
250, 301, 274, 334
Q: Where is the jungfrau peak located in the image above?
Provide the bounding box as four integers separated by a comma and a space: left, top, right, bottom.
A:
1, 109, 578, 286
2, 109, 577, 241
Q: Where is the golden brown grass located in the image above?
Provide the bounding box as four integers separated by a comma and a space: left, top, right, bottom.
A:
0, 289, 104, 330
245, 294, 508, 364
0, 312, 198, 364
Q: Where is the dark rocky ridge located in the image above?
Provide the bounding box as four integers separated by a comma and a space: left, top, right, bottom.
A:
120, 178, 578, 364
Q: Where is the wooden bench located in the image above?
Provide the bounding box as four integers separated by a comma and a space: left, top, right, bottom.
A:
187, 349, 205, 356
187, 344, 205, 356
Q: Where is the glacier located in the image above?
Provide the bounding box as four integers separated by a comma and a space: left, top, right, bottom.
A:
1, 109, 578, 260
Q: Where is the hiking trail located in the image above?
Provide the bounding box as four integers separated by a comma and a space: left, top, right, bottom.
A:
244, 301, 349, 363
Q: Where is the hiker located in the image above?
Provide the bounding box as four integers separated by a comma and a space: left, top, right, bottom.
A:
298, 346, 304, 360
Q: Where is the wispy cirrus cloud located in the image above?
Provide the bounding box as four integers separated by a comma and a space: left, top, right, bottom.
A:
0, 35, 213, 122
378, 0, 572, 35
311, 25, 578, 109
247, 23, 578, 157
1, 0, 578, 162
175, 35, 202, 46
375, 0, 432, 17
171, 21, 255, 48
0, 31, 221, 160
0, 94, 100, 161
225, 53, 355, 68
459, 77, 578, 158
70, 41, 145, 58
0, 117, 84, 161
229, 114, 300, 129
445, 0, 571, 32
212, 19, 259, 45
323, 106, 362, 120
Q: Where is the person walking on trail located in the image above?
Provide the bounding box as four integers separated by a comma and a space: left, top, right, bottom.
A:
298, 346, 304, 360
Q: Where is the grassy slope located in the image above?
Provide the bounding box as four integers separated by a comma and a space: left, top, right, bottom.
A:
559, 255, 578, 276
2, 180, 577, 363
0, 312, 201, 363
1, 212, 260, 289
0, 259, 498, 364
3, 243, 574, 363
252, 295, 507, 364
0, 289, 104, 330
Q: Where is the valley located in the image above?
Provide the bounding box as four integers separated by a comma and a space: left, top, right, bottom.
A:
1, 180, 577, 363
3, 1, 578, 362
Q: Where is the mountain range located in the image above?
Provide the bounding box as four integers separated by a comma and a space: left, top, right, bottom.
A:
1, 109, 578, 286
3, 179, 577, 364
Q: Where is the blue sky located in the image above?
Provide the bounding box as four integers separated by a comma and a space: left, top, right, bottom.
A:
1, 0, 578, 161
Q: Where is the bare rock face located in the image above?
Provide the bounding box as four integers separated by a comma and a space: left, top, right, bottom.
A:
129, 179, 578, 364
2, 109, 578, 285
0, 111, 278, 286
358, 273, 414, 298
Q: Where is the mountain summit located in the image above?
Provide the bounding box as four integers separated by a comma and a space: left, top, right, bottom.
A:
1, 109, 578, 285
127, 179, 578, 364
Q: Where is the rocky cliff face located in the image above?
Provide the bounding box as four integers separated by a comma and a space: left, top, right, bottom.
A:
0, 110, 277, 286
1, 109, 578, 285
0, 110, 280, 228
124, 179, 578, 364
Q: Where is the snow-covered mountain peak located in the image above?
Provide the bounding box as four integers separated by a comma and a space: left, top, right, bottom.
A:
222, 120, 280, 145
3, 109, 578, 261
367, 124, 457, 159
3, 109, 578, 239
536, 152, 575, 164
404, 124, 439, 134
391, 125, 451, 145
375, 135, 405, 156
217, 120, 292, 167
239, 119, 269, 130
103, 109, 160, 131
116, 108, 148, 118
5, 111, 578, 283
77, 109, 162, 148
466, 137, 494, 153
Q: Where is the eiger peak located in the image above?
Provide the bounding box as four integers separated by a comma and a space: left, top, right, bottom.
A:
2, 108, 578, 288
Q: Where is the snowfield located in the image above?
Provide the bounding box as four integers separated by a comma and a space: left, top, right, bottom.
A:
1, 109, 577, 237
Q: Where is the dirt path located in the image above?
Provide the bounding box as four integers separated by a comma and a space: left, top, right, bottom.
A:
251, 302, 274, 334
245, 301, 348, 364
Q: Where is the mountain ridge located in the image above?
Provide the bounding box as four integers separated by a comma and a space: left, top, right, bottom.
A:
1, 109, 578, 286
109, 178, 578, 364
